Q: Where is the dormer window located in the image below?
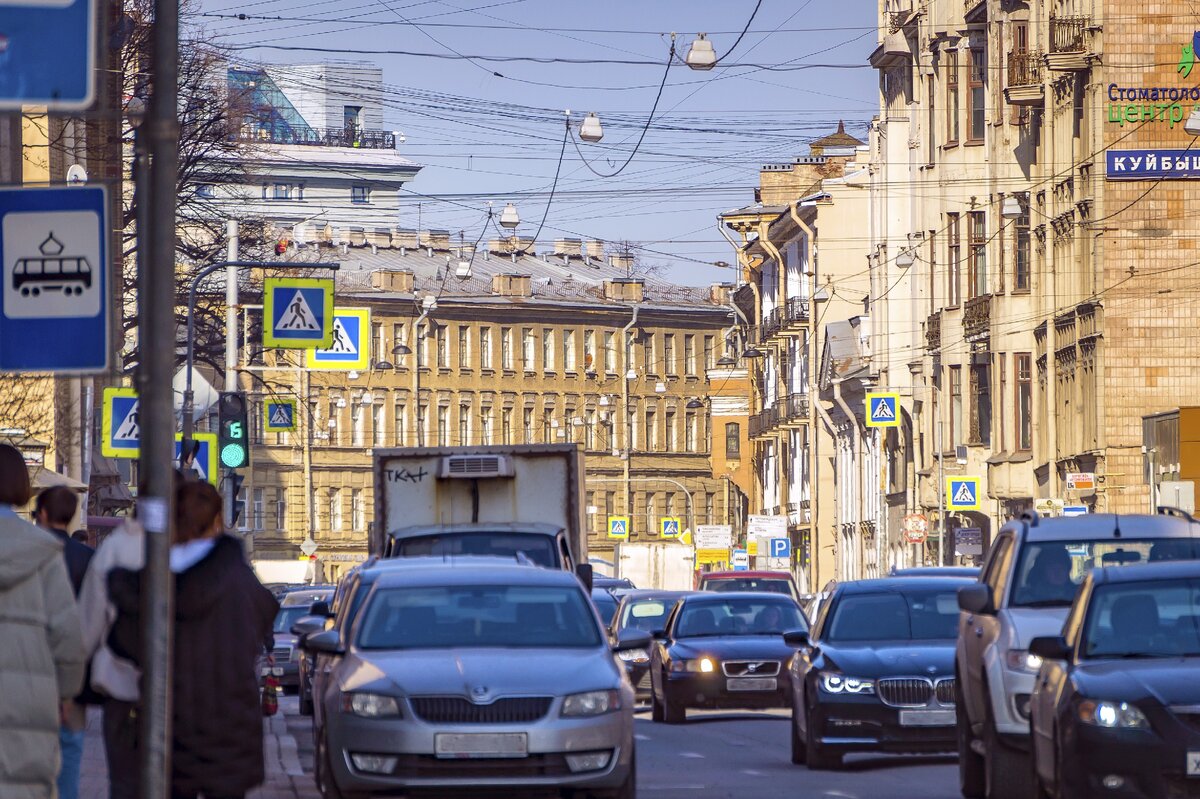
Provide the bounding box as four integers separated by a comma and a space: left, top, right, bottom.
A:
351, 185, 371, 204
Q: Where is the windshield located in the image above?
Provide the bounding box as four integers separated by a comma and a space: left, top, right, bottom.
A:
1083, 579, 1200, 659
704, 577, 794, 597
1011, 539, 1200, 608
675, 598, 806, 638
273, 607, 309, 634
591, 591, 618, 626
617, 598, 676, 634
357, 585, 602, 650
825, 589, 961, 642
395, 533, 559, 568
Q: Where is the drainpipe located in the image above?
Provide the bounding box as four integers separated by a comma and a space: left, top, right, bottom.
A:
622, 305, 641, 526
833, 379, 863, 579
790, 201, 821, 591
413, 305, 430, 445
814, 389, 839, 589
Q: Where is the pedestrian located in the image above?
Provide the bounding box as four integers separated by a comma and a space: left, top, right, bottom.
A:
0, 444, 86, 799
34, 485, 95, 799
107, 479, 278, 799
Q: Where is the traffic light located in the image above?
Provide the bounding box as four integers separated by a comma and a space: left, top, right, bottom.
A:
217, 391, 250, 469
228, 473, 246, 527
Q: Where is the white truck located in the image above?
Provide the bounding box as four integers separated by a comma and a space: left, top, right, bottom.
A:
371, 444, 593, 588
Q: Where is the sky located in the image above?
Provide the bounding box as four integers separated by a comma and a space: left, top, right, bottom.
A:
191, 0, 880, 285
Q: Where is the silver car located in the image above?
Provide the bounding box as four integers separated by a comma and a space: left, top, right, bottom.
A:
305, 561, 644, 798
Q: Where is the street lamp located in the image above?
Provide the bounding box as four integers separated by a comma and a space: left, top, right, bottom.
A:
686, 33, 717, 70
499, 203, 520, 230
579, 112, 604, 143
374, 360, 394, 370
895, 248, 915, 267
1000, 195, 1024, 220
716, 355, 737, 367
686, 398, 705, 409
1187, 108, 1200, 136
741, 346, 765, 359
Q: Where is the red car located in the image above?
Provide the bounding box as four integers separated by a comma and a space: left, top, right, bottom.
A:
698, 570, 802, 603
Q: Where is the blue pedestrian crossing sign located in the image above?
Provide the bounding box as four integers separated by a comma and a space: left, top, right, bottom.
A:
866, 392, 900, 428
101, 388, 140, 458
264, 399, 298, 433
608, 516, 630, 540
0, 0, 96, 110
769, 538, 791, 558
306, 308, 370, 371
263, 278, 334, 349
946, 477, 982, 511
660, 517, 682, 539
176, 433, 218, 486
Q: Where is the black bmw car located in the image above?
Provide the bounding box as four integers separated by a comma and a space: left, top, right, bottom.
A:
788, 576, 975, 769
1029, 560, 1200, 799
649, 591, 808, 723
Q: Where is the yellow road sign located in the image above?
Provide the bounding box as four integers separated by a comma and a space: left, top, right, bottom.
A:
607, 516, 630, 540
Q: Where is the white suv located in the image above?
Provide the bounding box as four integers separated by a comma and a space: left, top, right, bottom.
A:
954, 507, 1200, 799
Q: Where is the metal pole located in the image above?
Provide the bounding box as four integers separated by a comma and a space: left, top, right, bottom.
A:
225, 221, 238, 389
936, 374, 945, 567
302, 366, 315, 549
139, 0, 181, 791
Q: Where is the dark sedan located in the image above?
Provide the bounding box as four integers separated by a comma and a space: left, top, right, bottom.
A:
1030, 561, 1200, 799
649, 592, 807, 724
609, 590, 691, 701
789, 576, 975, 769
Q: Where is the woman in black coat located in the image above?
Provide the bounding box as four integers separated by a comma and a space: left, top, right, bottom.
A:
109, 480, 279, 799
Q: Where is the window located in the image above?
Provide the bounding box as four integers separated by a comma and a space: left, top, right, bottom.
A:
584, 330, 596, 372
705, 492, 715, 524
664, 492, 675, 518
343, 105, 363, 134
945, 49, 960, 143
685, 334, 697, 375
685, 411, 697, 451
329, 488, 342, 531
328, 399, 341, 444
542, 408, 554, 443
372, 322, 384, 364
645, 492, 656, 530
501, 327, 514, 370
968, 211, 987, 298
584, 409, 595, 450
664, 334, 677, 374
564, 329, 577, 371
272, 183, 291, 200
969, 363, 991, 446
459, 405, 470, 445
523, 408, 534, 444
949, 366, 963, 447
947, 213, 961, 307
927, 230, 937, 315
605, 491, 616, 518
481, 407, 493, 444
704, 335, 716, 370
502, 407, 513, 444
252, 488, 264, 530
437, 406, 449, 446
416, 322, 428, 368
726, 423, 741, 459
275, 493, 286, 531
374, 402, 386, 446
646, 409, 658, 451
522, 328, 535, 370
351, 401, 364, 446
926, 74, 937, 164
665, 409, 677, 450
480, 327, 493, 370
351, 489, 364, 531
645, 333, 658, 374
967, 47, 985, 142
542, 329, 555, 372
250, 400, 264, 445
1016, 354, 1032, 450
604, 331, 617, 373
394, 400, 406, 446
458, 326, 469, 369
417, 403, 428, 445
351, 185, 370, 204
998, 354, 1008, 452
1014, 206, 1031, 291
436, 325, 449, 369
196, 184, 216, 199
393, 323, 408, 366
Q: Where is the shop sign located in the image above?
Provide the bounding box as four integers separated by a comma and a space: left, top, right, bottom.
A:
1107, 149, 1200, 180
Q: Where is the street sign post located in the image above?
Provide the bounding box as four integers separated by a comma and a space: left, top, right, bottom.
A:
660, 517, 682, 539
955, 527, 983, 557
101, 387, 140, 458
607, 516, 629, 540
263, 277, 334, 349
865, 392, 900, 428
1062, 505, 1088, 517
0, 0, 96, 110
768, 538, 791, 558
694, 524, 733, 549
175, 433, 218, 486
306, 308, 370, 370
264, 399, 298, 433
0, 187, 109, 371
946, 477, 982, 511
731, 549, 750, 571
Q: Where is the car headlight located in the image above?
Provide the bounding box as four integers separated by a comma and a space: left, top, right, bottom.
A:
1006, 649, 1044, 673
669, 657, 716, 673
342, 693, 402, 718
617, 648, 650, 664
561, 690, 621, 717
819, 671, 875, 695
1078, 700, 1149, 729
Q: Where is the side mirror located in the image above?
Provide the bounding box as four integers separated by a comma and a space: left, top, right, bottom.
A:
783, 628, 810, 648
302, 629, 343, 655
290, 615, 326, 638
1029, 635, 1071, 662
613, 630, 653, 652
958, 584, 994, 615
576, 563, 594, 593
309, 600, 331, 618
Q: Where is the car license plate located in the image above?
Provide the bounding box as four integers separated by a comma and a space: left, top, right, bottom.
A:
899, 709, 956, 727
726, 677, 777, 692
435, 733, 528, 760
1187, 751, 1200, 776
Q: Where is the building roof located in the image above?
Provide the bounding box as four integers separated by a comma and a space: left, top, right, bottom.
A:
811, 121, 865, 150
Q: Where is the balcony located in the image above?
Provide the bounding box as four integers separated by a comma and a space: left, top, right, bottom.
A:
749, 406, 779, 439
781, 393, 810, 426
762, 307, 784, 341
779, 297, 811, 336
963, 294, 992, 341
925, 311, 941, 352
1004, 51, 1045, 106
234, 125, 399, 150
1047, 16, 1092, 71
964, 0, 986, 22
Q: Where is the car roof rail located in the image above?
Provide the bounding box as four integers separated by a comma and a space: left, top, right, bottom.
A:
1019, 509, 1040, 527
1156, 505, 1197, 521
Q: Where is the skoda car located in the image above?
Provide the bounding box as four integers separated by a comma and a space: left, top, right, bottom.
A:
1029, 561, 1200, 799
649, 592, 807, 723
788, 576, 975, 769
307, 561, 643, 798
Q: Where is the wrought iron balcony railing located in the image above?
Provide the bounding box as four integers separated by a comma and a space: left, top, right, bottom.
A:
1050, 16, 1089, 54
234, 125, 398, 150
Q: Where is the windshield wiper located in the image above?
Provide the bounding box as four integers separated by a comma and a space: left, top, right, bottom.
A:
1017, 599, 1072, 608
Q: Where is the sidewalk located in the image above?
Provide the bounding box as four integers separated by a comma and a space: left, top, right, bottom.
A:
80, 702, 320, 799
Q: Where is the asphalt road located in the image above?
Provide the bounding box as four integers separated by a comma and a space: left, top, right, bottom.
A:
282, 699, 960, 799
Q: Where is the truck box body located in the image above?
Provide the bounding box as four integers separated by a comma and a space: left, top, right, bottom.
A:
372, 444, 588, 573
617, 542, 695, 591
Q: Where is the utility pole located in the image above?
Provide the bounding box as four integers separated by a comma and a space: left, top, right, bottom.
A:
138, 0, 181, 793
224, 221, 238, 523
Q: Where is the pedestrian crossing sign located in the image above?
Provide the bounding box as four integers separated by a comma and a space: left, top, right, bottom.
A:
608, 516, 630, 540
264, 399, 297, 433
866, 392, 900, 428
101, 387, 140, 458
263, 278, 335, 349
946, 477, 982, 511
660, 517, 682, 539
306, 308, 370, 371
175, 433, 218, 486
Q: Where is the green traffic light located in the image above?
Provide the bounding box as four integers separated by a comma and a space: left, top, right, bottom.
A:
221, 442, 248, 468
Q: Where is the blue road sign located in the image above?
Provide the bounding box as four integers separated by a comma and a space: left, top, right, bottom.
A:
769, 538, 791, 558
866, 392, 900, 428
0, 187, 109, 372
0, 0, 96, 110
607, 516, 629, 540
264, 399, 297, 432
306, 308, 370, 370
946, 477, 982, 511
101, 387, 139, 458
660, 517, 681, 538
731, 549, 749, 571
263, 278, 334, 349
176, 433, 218, 487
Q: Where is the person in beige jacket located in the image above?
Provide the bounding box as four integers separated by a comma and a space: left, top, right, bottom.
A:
0, 444, 86, 799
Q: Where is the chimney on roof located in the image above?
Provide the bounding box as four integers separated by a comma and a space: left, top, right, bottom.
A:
421, 229, 452, 251
392, 228, 418, 249
709, 283, 734, 305
603, 278, 644, 303
492, 273, 532, 298
609, 253, 636, 272
584, 240, 605, 260
367, 227, 391, 248
553, 238, 581, 258
371, 269, 414, 293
